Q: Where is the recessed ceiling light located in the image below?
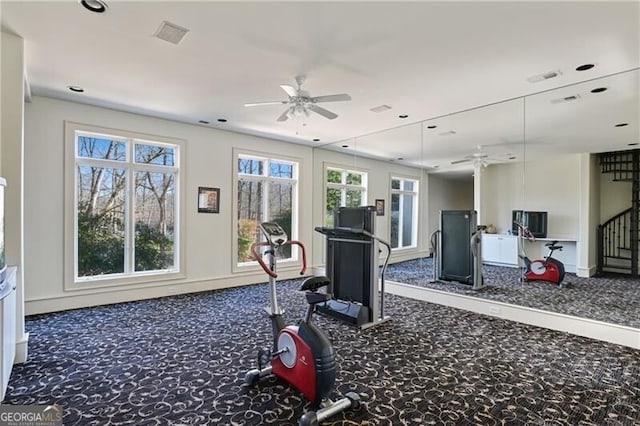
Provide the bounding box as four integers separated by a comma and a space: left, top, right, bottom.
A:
427, 125, 437, 129
217, 118, 227, 123
68, 86, 84, 93
615, 123, 629, 127
437, 130, 456, 136
341, 144, 349, 148
198, 120, 210, 124
313, 138, 320, 142
399, 114, 408, 119
628, 143, 639, 146
591, 87, 607, 93
397, 157, 404, 160
576, 64, 595, 71
80, 0, 108, 13
508, 156, 517, 160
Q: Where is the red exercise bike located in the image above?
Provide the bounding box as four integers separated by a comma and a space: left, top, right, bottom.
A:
244, 222, 360, 426
515, 222, 567, 287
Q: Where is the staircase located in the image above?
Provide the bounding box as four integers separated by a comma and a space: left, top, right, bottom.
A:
597, 149, 640, 276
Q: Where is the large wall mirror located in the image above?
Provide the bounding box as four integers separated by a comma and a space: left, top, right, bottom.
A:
313, 68, 639, 333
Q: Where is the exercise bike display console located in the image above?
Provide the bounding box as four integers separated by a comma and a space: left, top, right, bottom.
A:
244, 222, 360, 426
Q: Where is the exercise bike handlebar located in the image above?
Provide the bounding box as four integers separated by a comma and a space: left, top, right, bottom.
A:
250, 240, 307, 279
514, 221, 536, 242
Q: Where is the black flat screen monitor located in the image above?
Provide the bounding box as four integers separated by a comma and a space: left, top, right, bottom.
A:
512, 210, 548, 238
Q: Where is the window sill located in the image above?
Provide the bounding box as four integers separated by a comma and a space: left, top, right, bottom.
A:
66, 270, 186, 292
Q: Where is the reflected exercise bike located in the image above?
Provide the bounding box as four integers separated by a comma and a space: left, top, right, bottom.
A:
244, 222, 360, 426
516, 222, 567, 287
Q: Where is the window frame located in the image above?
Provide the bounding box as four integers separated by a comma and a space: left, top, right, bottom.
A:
232, 148, 300, 273
389, 175, 419, 250
64, 122, 186, 291
323, 164, 368, 225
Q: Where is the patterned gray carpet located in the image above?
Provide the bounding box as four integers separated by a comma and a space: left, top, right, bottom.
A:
385, 257, 640, 329
4, 279, 640, 425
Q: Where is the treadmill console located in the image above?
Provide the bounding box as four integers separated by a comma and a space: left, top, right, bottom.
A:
260, 222, 288, 246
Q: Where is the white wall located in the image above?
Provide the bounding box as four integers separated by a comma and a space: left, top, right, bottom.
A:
1, 30, 29, 363
427, 174, 474, 239
24, 97, 432, 314
600, 167, 631, 222
481, 156, 580, 239
24, 96, 316, 314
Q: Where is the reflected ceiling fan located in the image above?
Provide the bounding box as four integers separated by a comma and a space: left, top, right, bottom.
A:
451, 145, 516, 167
244, 75, 351, 122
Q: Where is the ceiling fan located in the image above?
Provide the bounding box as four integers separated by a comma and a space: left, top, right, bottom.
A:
244, 75, 351, 122
451, 145, 516, 167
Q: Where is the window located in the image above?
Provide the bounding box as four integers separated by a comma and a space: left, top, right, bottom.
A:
66, 123, 182, 286
236, 152, 298, 265
390, 177, 418, 249
325, 167, 367, 225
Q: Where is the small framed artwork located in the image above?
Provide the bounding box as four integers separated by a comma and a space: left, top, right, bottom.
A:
375, 199, 385, 216
198, 187, 220, 213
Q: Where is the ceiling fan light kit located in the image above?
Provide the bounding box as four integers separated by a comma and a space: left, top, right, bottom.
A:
245, 75, 351, 122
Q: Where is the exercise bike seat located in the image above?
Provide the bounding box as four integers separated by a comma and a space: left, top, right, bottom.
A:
548, 244, 563, 251
300, 276, 331, 292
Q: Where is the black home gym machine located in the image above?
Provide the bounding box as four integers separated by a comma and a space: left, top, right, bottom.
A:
245, 222, 360, 426
314, 206, 391, 329
430, 210, 484, 290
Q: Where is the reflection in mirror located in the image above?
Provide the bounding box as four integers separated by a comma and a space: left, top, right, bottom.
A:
383, 70, 639, 330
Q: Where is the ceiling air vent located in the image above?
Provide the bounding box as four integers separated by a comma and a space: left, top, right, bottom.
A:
527, 70, 562, 83
550, 94, 581, 104
370, 104, 392, 113
154, 21, 189, 45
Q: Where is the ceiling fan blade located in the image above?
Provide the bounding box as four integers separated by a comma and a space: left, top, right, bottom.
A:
308, 104, 338, 120
280, 84, 297, 97
451, 158, 472, 165
311, 94, 351, 103
244, 100, 287, 107
276, 108, 290, 122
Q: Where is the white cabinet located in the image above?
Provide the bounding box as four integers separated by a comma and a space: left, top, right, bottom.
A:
1, 267, 16, 402
481, 234, 519, 267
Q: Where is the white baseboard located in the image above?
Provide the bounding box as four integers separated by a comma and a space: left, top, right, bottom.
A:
576, 265, 597, 277
25, 269, 311, 316
386, 281, 639, 349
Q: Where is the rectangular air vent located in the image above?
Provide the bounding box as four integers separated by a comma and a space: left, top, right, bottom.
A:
154, 21, 189, 45
550, 94, 581, 104
370, 104, 392, 113
527, 69, 562, 83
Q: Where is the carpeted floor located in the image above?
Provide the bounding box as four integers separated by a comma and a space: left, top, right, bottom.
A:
4, 280, 640, 425
385, 257, 640, 328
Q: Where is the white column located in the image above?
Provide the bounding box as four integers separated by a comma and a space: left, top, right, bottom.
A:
473, 162, 483, 223
576, 153, 599, 277
1, 31, 29, 363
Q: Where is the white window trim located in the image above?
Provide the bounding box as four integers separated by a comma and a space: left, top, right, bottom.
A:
64, 121, 186, 291
232, 148, 301, 274
323, 163, 369, 225
390, 174, 419, 250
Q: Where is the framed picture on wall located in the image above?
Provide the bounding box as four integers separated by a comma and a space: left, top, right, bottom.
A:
375, 199, 385, 216
198, 187, 220, 213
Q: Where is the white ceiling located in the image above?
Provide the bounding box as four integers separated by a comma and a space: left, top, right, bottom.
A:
2, 1, 639, 172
